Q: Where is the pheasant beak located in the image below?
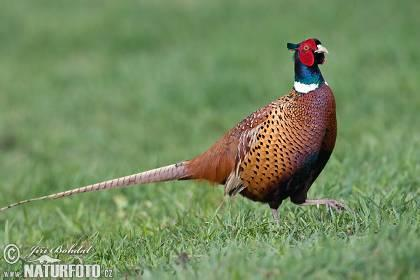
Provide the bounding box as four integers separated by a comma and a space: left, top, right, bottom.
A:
315, 44, 328, 54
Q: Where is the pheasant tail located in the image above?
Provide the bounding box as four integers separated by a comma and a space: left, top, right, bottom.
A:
0, 162, 190, 212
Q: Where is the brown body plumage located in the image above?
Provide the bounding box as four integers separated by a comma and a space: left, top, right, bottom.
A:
1, 38, 344, 219
188, 83, 336, 211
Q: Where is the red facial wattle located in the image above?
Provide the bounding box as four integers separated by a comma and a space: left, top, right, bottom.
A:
298, 51, 315, 67
298, 39, 317, 67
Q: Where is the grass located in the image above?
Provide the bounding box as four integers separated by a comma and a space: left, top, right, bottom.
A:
0, 0, 419, 278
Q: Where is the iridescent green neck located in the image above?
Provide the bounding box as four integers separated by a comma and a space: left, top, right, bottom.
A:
294, 52, 325, 93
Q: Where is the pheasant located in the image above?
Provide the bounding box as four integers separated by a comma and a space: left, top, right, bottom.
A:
0, 38, 345, 220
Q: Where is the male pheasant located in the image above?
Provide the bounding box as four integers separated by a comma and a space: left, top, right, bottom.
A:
0, 38, 344, 220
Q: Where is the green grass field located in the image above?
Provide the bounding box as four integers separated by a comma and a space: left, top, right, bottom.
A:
1, 0, 419, 279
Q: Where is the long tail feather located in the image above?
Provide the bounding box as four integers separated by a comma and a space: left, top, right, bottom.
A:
0, 162, 189, 212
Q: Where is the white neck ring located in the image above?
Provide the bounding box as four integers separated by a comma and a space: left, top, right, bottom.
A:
293, 81, 320, 93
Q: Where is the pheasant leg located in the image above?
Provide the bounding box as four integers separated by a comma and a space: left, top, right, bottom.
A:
271, 208, 280, 224
300, 199, 346, 211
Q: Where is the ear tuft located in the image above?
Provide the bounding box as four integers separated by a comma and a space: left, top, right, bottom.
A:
287, 43, 299, 50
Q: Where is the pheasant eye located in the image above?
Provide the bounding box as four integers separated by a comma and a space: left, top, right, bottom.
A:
303, 45, 310, 51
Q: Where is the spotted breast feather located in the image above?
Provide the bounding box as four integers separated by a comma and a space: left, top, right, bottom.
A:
228, 83, 336, 210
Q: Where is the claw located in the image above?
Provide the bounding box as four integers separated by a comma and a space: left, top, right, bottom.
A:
324, 200, 346, 211
301, 199, 347, 212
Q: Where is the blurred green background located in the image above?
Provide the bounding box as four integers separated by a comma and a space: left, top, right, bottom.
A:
0, 0, 419, 278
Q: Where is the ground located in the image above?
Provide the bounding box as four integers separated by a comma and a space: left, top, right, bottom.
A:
0, 0, 419, 279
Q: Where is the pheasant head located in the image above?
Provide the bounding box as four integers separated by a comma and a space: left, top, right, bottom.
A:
287, 38, 329, 93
